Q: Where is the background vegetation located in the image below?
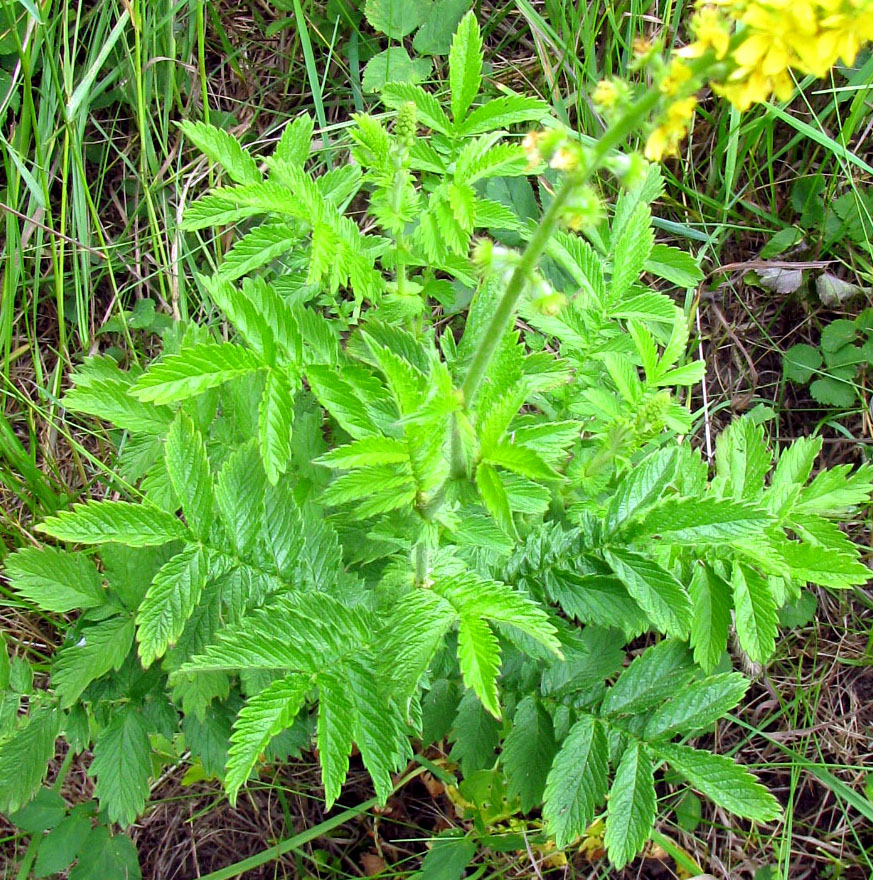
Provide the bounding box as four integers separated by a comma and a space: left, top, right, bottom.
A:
1, 0, 872, 877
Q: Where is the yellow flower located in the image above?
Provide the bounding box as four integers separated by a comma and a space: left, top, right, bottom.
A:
660, 59, 694, 95
680, 6, 732, 59
682, 0, 873, 110
644, 127, 671, 161
644, 96, 697, 160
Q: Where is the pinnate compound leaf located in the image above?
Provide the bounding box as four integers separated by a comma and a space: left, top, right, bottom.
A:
610, 203, 653, 300
201, 276, 276, 363
644, 244, 703, 287
316, 436, 410, 469
165, 413, 213, 538
545, 570, 649, 640
770, 435, 823, 496
714, 417, 772, 501
502, 696, 556, 812
448, 11, 482, 122
296, 514, 343, 593
796, 463, 873, 515
226, 674, 312, 803
435, 568, 560, 654
4, 547, 104, 612
457, 143, 527, 185
176, 598, 322, 674
483, 441, 561, 481
63, 360, 173, 435
382, 590, 455, 701
604, 447, 678, 532
215, 442, 267, 558
218, 222, 301, 281
347, 659, 412, 803
181, 182, 304, 230
448, 689, 500, 776
37, 501, 186, 547
274, 114, 314, 168
604, 549, 691, 638
178, 120, 261, 185
601, 639, 694, 717
604, 742, 656, 869
457, 615, 501, 718
456, 95, 550, 136
779, 541, 870, 588
136, 545, 220, 669
316, 670, 357, 808
306, 365, 380, 439
319, 466, 416, 515
259, 371, 295, 485
688, 564, 731, 673
643, 672, 749, 740
242, 278, 303, 364
89, 709, 152, 826
732, 564, 777, 663
263, 482, 304, 579
0, 705, 60, 814
131, 342, 263, 404
543, 715, 609, 848
53, 616, 134, 708
475, 462, 516, 537
631, 498, 772, 544
653, 742, 782, 822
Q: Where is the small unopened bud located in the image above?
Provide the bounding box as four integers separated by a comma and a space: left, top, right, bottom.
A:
606, 152, 649, 188
531, 292, 568, 316
472, 238, 494, 270
549, 145, 580, 171
562, 184, 603, 231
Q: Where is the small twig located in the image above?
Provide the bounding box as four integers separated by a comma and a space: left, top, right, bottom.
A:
705, 258, 832, 279
521, 828, 545, 880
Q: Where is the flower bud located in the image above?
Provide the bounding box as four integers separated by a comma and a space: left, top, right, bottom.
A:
531, 291, 568, 316
394, 102, 417, 146
562, 184, 603, 231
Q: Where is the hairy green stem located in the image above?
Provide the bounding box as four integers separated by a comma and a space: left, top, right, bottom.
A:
450, 87, 665, 481
460, 89, 663, 410
414, 541, 429, 586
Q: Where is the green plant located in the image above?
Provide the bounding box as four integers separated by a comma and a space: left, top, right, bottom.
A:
3, 12, 872, 873
783, 308, 873, 408
789, 178, 873, 282
6, 786, 141, 880
360, 0, 474, 91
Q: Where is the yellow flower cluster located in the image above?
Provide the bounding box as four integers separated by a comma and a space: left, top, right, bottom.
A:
644, 96, 697, 161
643, 0, 873, 159
686, 0, 873, 110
